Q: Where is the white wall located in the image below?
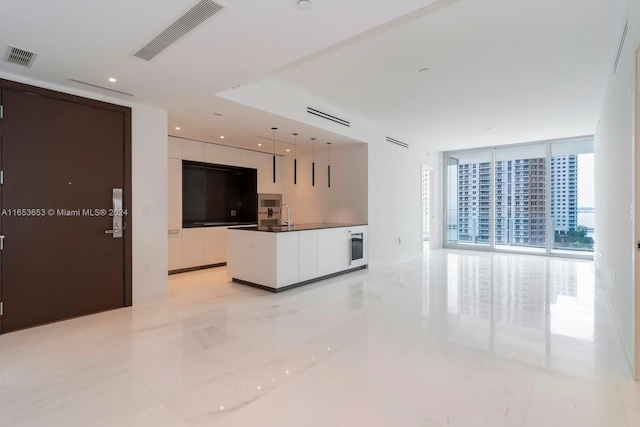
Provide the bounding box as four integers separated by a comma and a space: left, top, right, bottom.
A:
595, 4, 640, 376
218, 81, 438, 267
131, 107, 169, 303
0, 72, 169, 305
281, 143, 368, 224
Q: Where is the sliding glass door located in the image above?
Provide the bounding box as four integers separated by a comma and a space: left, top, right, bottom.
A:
550, 138, 594, 253
444, 137, 593, 257
494, 143, 547, 253
445, 150, 492, 247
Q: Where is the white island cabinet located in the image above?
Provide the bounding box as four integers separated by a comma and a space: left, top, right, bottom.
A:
227, 224, 367, 292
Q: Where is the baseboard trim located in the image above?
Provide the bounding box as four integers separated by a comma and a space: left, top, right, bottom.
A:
169, 263, 226, 275
233, 265, 367, 293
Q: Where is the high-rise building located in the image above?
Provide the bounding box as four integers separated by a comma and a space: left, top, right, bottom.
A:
456, 155, 577, 245
457, 162, 491, 243
551, 155, 578, 233
495, 158, 547, 247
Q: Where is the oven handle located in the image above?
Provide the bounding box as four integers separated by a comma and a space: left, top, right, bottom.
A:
348, 230, 352, 265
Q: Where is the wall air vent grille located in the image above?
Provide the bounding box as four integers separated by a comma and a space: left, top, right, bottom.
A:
307, 107, 350, 127
4, 46, 37, 68
386, 137, 409, 149
614, 20, 628, 74
134, 0, 225, 61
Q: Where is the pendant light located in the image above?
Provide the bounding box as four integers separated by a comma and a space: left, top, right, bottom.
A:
271, 127, 277, 183
311, 137, 316, 186
293, 133, 298, 185
327, 142, 331, 188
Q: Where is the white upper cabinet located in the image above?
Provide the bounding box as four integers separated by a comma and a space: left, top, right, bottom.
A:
182, 140, 204, 162
240, 150, 259, 169
257, 169, 283, 194
205, 143, 242, 167
168, 137, 182, 159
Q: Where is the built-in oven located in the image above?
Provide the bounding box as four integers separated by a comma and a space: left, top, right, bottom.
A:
257, 193, 282, 227
349, 230, 365, 265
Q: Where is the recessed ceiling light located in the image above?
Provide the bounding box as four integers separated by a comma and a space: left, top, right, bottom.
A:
220, 135, 224, 139
297, 0, 312, 10
258, 143, 262, 147
286, 149, 290, 152
175, 127, 181, 130
418, 68, 431, 73
108, 77, 117, 83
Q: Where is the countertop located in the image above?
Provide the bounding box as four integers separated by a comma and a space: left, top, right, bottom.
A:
231, 222, 367, 233
183, 222, 257, 228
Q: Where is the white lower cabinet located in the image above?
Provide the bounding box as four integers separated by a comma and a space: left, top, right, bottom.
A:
333, 227, 351, 273
168, 231, 182, 271
276, 232, 299, 286
317, 229, 334, 277
181, 228, 205, 269
298, 230, 318, 282
204, 227, 227, 265
228, 225, 368, 290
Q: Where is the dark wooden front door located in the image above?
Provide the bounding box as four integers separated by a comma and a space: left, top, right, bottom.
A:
0, 84, 131, 332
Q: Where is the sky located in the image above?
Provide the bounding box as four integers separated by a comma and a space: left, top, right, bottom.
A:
577, 153, 594, 208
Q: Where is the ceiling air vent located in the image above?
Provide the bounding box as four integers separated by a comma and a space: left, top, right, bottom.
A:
307, 107, 350, 127
68, 79, 134, 96
386, 137, 409, 149
614, 20, 628, 74
4, 45, 38, 68
134, 0, 225, 61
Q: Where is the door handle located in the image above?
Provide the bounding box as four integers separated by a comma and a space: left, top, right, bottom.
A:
106, 188, 123, 238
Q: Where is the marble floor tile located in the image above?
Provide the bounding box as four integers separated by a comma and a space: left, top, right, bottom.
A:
0, 248, 638, 426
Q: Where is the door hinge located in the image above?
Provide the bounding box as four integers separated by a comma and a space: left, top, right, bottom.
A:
0, 235, 5, 250
0, 302, 3, 316
0, 104, 3, 119
1, 170, 4, 184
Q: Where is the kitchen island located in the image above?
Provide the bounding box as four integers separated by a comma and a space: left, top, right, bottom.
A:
227, 223, 368, 292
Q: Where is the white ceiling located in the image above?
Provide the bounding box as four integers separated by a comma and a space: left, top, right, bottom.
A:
0, 0, 627, 153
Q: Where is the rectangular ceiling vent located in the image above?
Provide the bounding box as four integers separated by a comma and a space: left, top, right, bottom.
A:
307, 107, 350, 127
68, 79, 134, 96
4, 45, 38, 68
614, 20, 628, 74
134, 0, 225, 61
386, 137, 409, 149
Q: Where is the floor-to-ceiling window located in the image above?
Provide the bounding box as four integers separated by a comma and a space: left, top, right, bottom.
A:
446, 150, 492, 247
550, 138, 595, 253
444, 137, 594, 257
422, 165, 430, 242
494, 143, 547, 253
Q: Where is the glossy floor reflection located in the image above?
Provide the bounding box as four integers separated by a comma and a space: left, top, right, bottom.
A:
0, 249, 639, 426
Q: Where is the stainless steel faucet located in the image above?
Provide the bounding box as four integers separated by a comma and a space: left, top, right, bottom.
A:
282, 204, 291, 228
